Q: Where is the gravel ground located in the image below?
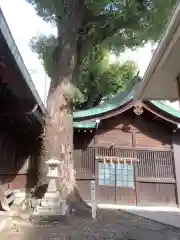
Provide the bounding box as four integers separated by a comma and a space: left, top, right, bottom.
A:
1, 210, 180, 240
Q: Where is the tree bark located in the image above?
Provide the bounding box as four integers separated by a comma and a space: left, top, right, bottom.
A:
39, 1, 91, 214
41, 83, 91, 214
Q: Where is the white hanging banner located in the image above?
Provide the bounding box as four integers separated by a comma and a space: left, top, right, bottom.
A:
96, 156, 138, 163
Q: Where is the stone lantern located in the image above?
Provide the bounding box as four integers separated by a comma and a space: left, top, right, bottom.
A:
45, 158, 60, 194
33, 158, 67, 218
46, 158, 60, 177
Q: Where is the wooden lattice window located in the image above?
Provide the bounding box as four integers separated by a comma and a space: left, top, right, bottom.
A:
116, 163, 134, 188
98, 162, 134, 188
99, 162, 115, 185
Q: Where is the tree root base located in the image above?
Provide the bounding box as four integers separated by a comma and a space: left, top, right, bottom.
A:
66, 187, 92, 217
7, 185, 97, 221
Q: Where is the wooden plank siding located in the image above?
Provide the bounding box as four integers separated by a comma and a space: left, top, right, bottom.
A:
74, 112, 173, 161
74, 148, 96, 179
96, 129, 133, 147
74, 109, 177, 206
74, 147, 177, 206
172, 132, 180, 206
135, 132, 171, 149
136, 182, 176, 206
0, 130, 39, 190
135, 150, 174, 181
74, 147, 175, 181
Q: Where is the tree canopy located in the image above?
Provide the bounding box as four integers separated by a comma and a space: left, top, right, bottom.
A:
27, 0, 177, 102
74, 46, 137, 109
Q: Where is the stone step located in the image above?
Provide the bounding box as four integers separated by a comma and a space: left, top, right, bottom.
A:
35, 206, 63, 215
44, 191, 60, 198
35, 201, 67, 215
40, 198, 62, 207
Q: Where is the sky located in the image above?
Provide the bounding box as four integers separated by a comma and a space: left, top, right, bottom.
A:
1, 0, 178, 109
0, 0, 56, 104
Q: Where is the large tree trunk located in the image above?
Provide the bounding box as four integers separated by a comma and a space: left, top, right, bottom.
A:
43, 85, 91, 214
39, 1, 91, 215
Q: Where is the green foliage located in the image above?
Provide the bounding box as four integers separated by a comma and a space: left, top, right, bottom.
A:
27, 0, 177, 106
64, 85, 86, 107
30, 35, 57, 77
26, 0, 61, 23
75, 46, 137, 109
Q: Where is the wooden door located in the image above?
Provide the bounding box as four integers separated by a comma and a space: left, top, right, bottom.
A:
115, 162, 136, 205
97, 162, 116, 204
97, 162, 136, 205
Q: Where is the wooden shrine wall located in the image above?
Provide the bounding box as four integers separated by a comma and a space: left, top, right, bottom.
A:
0, 130, 39, 191
74, 109, 177, 206
95, 110, 172, 149
74, 110, 172, 150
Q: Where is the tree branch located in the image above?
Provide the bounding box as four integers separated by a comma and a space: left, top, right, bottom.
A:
77, 8, 144, 65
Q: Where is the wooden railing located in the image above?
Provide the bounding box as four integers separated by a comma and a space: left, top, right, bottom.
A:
74, 147, 175, 180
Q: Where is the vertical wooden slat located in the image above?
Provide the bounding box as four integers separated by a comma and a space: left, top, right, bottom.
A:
74, 147, 174, 180
132, 149, 174, 180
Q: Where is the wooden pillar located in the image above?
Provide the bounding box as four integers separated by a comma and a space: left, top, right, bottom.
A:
174, 75, 180, 206
172, 132, 180, 206
176, 75, 180, 109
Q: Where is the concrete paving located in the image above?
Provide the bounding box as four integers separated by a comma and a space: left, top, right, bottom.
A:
96, 204, 180, 229
123, 209, 180, 229
97, 204, 180, 212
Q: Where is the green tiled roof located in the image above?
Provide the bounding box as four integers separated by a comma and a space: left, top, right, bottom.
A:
73, 88, 135, 119
74, 95, 180, 123
150, 100, 180, 119
73, 121, 97, 129
73, 79, 180, 128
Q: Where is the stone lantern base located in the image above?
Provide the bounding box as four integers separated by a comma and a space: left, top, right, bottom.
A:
32, 158, 67, 219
